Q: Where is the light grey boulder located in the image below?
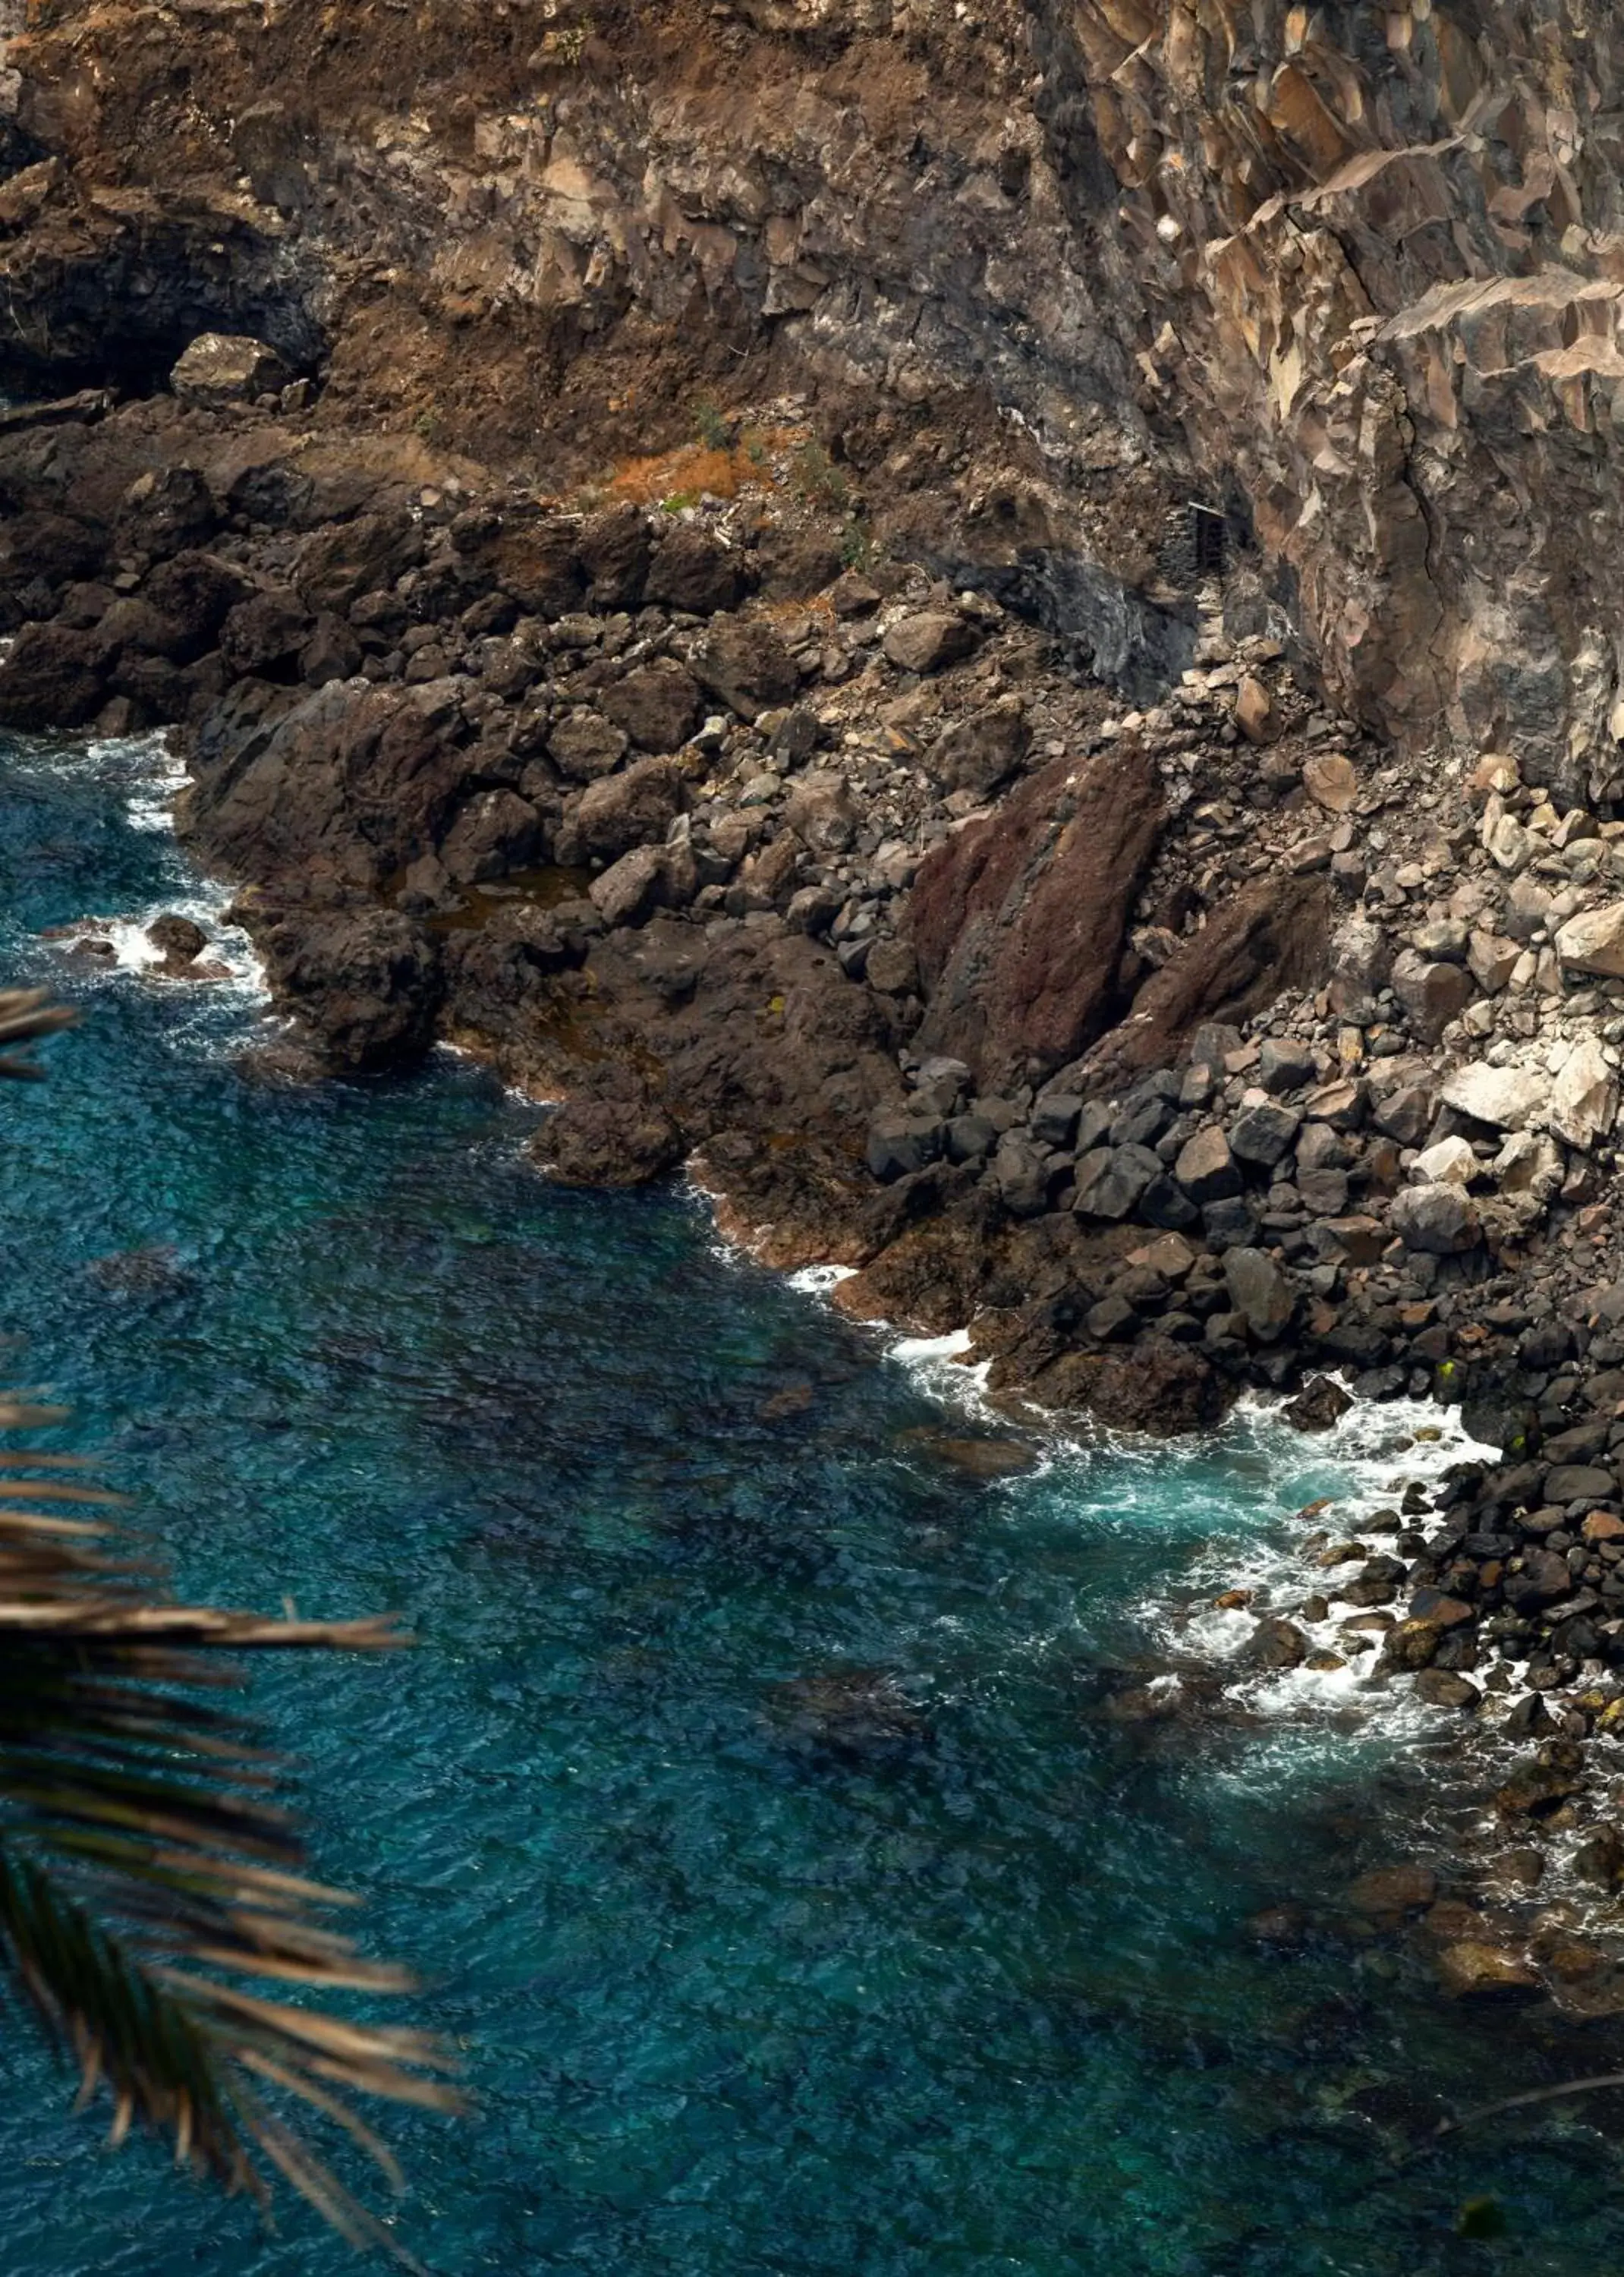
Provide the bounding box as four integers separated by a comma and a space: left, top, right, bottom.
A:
1390, 1182, 1479, 1255
171, 332, 292, 408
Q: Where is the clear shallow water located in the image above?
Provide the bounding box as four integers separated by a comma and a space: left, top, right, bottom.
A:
2, 737, 1623, 2275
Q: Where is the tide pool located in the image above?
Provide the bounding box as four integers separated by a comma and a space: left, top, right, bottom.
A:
0, 732, 1619, 2276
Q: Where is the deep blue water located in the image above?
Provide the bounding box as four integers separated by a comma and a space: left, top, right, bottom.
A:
1, 734, 1622, 2275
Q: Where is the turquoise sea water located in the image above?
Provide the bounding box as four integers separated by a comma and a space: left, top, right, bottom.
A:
2, 733, 1623, 2275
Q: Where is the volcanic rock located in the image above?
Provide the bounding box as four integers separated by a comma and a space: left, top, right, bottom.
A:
909, 745, 1162, 1088
1390, 1183, 1478, 1255
600, 659, 703, 753
170, 332, 292, 407
256, 902, 442, 1071
1174, 1125, 1241, 1203
1549, 1038, 1618, 1150
559, 755, 688, 866
1223, 1246, 1292, 1341
1556, 902, 1624, 979
1440, 1063, 1544, 1132
882, 611, 980, 674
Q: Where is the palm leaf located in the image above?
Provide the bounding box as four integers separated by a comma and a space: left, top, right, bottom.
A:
0, 989, 462, 2256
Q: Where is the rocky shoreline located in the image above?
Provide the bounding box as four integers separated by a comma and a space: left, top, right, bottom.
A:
0, 366, 1613, 1973
12, 369, 1624, 2009
7, 0, 1624, 2021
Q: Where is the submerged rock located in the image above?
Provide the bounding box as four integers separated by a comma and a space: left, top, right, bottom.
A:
83, 1245, 195, 1299
898, 1428, 1040, 1479
765, 1668, 933, 1765
1434, 1941, 1540, 1999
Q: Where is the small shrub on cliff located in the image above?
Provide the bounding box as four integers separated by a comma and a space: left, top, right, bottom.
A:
692, 397, 734, 451
792, 437, 849, 511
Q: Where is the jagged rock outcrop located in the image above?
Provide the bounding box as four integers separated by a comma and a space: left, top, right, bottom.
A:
908, 742, 1163, 1088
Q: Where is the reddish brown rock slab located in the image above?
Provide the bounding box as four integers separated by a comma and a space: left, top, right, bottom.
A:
906, 742, 1163, 1089
1080, 874, 1332, 1095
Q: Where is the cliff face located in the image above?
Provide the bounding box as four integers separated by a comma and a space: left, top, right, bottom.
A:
8, 1, 1624, 783
1062, 0, 1624, 808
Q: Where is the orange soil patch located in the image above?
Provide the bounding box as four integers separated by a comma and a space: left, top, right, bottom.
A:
601, 427, 806, 506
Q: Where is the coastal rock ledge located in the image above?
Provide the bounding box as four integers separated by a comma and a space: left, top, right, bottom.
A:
10, 0, 1624, 1904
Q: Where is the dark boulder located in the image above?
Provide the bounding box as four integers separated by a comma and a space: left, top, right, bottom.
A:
255, 900, 443, 1070
0, 621, 107, 727
438, 790, 543, 885
577, 505, 651, 610
1229, 1101, 1301, 1170
117, 465, 219, 558
1223, 1246, 1293, 1341
533, 1083, 685, 1186
690, 613, 799, 722
1246, 1616, 1308, 1670
147, 913, 207, 967
1173, 1125, 1241, 1204
926, 695, 1029, 795
555, 754, 689, 866
295, 512, 423, 613
754, 522, 844, 600
1034, 1339, 1228, 1434
186, 677, 474, 888
549, 707, 629, 783
489, 520, 584, 616
645, 526, 748, 614
1072, 1142, 1160, 1220
882, 610, 980, 674
300, 613, 364, 687
139, 553, 250, 658
1257, 1038, 1315, 1094
1284, 1376, 1355, 1431
600, 657, 702, 752
0, 511, 106, 600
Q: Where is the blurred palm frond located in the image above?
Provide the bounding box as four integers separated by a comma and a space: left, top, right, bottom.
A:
0, 987, 461, 2260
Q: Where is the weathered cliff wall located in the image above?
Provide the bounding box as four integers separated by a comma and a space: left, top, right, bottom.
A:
18, 0, 1624, 790
0, 0, 1199, 691
1056, 0, 1624, 808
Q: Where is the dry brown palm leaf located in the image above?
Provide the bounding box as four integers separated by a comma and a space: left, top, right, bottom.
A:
0, 987, 75, 1077
0, 989, 462, 2259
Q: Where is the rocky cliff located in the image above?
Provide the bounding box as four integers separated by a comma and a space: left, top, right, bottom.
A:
10, 0, 1624, 787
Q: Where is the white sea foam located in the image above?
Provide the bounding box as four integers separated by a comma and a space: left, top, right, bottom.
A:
786, 1261, 856, 1296
1137, 1385, 1500, 1726
884, 1326, 998, 1414
27, 731, 268, 1030
872, 1310, 1502, 1735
